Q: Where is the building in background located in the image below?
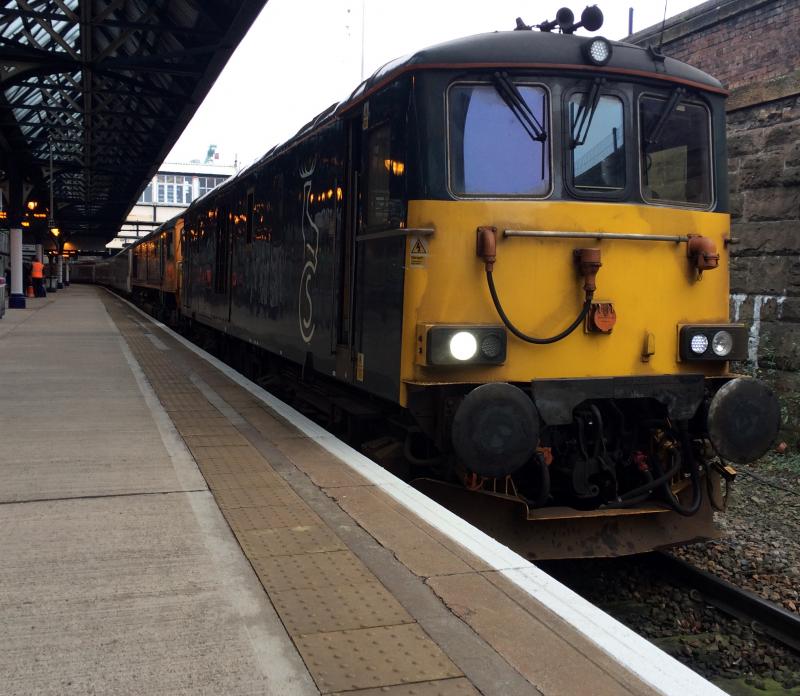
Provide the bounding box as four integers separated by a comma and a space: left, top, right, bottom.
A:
108, 149, 236, 249
628, 0, 800, 430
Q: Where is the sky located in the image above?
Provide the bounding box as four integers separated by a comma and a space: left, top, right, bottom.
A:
164, 0, 706, 169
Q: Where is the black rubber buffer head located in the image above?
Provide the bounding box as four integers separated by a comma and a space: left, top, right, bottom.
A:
707, 377, 781, 464
451, 382, 540, 477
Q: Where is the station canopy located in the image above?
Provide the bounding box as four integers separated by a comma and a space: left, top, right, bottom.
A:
0, 0, 267, 248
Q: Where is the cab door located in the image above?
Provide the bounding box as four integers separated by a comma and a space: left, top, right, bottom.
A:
334, 118, 361, 383
339, 83, 410, 401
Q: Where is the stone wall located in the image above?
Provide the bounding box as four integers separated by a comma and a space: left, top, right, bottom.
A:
629, 0, 800, 432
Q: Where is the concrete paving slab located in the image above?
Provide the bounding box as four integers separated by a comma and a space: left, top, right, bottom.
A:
329, 485, 474, 577
426, 572, 647, 696
0, 287, 318, 696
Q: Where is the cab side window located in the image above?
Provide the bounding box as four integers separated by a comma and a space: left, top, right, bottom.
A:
361, 80, 408, 231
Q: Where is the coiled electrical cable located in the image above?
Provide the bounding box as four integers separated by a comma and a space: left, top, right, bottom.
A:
486, 270, 593, 344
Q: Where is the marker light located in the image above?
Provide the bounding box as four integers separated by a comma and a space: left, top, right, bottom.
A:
481, 333, 503, 359
584, 37, 612, 66
449, 331, 478, 361
690, 334, 709, 355
712, 330, 733, 357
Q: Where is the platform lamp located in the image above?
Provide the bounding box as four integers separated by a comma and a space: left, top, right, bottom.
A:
48, 223, 61, 292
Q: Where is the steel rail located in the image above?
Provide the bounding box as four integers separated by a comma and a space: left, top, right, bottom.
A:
652, 551, 800, 653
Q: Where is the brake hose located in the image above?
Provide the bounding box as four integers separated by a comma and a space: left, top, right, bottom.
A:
486, 270, 594, 344
663, 428, 703, 517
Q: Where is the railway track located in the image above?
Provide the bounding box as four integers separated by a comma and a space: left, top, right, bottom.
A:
539, 552, 800, 689
651, 551, 800, 654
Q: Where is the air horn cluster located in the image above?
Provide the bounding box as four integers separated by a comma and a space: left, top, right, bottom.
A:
515, 5, 604, 34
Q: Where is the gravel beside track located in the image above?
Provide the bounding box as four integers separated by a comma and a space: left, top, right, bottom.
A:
540, 555, 800, 694
541, 453, 800, 695
671, 453, 800, 616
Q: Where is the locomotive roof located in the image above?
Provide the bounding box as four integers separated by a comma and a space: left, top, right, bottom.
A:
354, 30, 724, 100
209, 29, 725, 199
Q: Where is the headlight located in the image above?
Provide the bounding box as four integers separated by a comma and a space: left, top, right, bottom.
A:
419, 325, 507, 366
679, 325, 747, 362
584, 37, 612, 66
449, 331, 478, 361
690, 334, 709, 355
712, 330, 733, 357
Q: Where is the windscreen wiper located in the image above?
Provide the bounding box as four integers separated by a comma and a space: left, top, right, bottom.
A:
570, 78, 604, 149
644, 86, 685, 149
491, 71, 547, 143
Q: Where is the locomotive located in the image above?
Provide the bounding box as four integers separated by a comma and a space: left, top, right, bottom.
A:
96, 7, 781, 558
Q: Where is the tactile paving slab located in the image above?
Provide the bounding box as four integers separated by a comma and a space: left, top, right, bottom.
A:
203, 470, 286, 491
168, 419, 233, 436
271, 580, 413, 636
296, 623, 462, 693
331, 678, 480, 696
185, 445, 258, 463
239, 524, 346, 558
192, 453, 267, 475
182, 433, 248, 448
213, 484, 303, 510
252, 550, 376, 593
225, 502, 321, 532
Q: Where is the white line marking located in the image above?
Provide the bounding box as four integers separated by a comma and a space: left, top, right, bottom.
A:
110, 289, 727, 696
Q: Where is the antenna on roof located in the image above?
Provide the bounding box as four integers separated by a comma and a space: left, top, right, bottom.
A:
647, 0, 668, 63
659, 0, 668, 49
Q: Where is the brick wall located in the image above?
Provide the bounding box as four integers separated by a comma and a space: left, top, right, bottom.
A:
636, 0, 800, 91
629, 0, 800, 432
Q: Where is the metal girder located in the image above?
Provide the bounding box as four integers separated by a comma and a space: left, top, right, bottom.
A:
0, 0, 268, 245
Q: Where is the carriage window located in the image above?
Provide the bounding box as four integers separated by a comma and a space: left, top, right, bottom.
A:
569, 94, 625, 191
640, 96, 712, 207
449, 83, 549, 197
365, 124, 392, 227
246, 191, 254, 244
214, 208, 229, 294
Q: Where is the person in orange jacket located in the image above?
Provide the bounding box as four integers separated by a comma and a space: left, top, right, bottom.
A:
31, 258, 46, 297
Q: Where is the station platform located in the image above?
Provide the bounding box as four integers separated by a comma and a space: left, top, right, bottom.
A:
0, 286, 726, 696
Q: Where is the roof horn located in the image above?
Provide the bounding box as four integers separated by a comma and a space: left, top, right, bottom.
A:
562, 5, 604, 34
537, 7, 574, 32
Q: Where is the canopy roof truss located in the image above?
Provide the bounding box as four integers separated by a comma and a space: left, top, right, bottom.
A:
0, 0, 266, 245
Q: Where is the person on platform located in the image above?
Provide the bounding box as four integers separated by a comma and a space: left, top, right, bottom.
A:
31, 257, 46, 297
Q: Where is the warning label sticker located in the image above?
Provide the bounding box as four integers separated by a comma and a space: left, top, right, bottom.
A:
409, 235, 428, 268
